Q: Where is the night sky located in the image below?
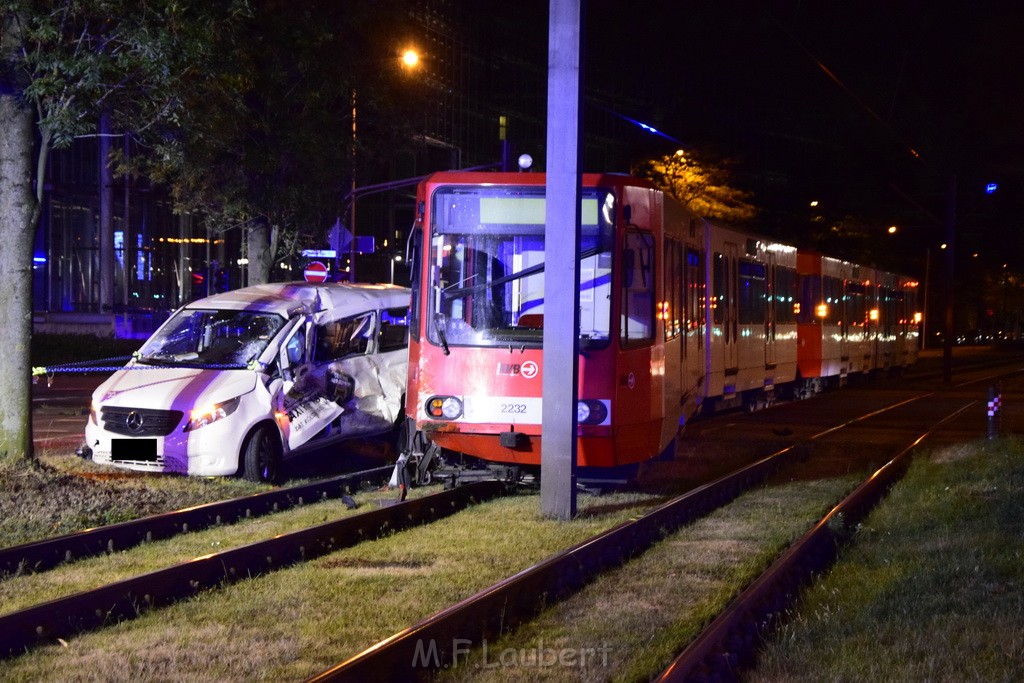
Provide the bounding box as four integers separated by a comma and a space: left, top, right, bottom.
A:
572, 1, 1024, 272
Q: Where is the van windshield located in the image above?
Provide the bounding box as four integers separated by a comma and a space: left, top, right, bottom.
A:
137, 309, 287, 368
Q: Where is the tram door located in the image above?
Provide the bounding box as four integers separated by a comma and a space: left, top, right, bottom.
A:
722, 243, 740, 373
766, 254, 778, 370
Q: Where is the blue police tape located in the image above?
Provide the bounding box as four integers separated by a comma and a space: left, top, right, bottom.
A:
32, 356, 255, 377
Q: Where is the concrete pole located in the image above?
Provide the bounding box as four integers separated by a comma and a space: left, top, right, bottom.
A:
943, 175, 955, 384
540, 0, 584, 520
98, 112, 114, 316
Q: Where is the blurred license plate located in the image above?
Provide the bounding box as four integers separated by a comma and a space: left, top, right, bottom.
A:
112, 439, 158, 462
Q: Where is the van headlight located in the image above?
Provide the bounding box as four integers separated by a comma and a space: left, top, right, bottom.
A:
184, 396, 241, 431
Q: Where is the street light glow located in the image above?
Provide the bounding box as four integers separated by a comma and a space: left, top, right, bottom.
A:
888, 225, 897, 234
401, 48, 420, 69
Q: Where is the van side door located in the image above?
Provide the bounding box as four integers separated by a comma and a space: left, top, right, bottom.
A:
313, 306, 409, 437
276, 318, 344, 450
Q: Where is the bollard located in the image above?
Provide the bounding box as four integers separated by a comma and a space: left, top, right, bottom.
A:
987, 383, 1002, 439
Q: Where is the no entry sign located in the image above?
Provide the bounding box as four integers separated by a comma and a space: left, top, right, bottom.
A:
304, 261, 329, 283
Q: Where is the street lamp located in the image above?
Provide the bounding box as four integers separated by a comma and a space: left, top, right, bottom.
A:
348, 48, 422, 282
390, 254, 402, 284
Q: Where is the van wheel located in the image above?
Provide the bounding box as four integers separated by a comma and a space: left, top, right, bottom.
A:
242, 425, 282, 484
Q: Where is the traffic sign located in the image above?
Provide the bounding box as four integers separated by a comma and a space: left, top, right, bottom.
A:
304, 261, 329, 283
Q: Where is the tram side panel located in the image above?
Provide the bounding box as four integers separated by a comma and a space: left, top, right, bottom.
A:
873, 269, 921, 373
661, 197, 709, 445
705, 225, 797, 408
797, 252, 849, 387
899, 274, 922, 367
616, 183, 677, 462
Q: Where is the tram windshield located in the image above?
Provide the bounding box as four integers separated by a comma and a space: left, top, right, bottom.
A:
427, 185, 614, 350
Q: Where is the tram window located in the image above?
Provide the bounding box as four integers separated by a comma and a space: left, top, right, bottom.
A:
712, 253, 725, 325
408, 230, 421, 342
621, 231, 655, 345
738, 260, 766, 324
822, 276, 843, 325
685, 248, 704, 345
797, 274, 820, 324
664, 237, 683, 340
847, 282, 866, 326
775, 266, 796, 324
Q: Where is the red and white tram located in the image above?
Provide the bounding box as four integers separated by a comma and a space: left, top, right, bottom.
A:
397, 171, 919, 484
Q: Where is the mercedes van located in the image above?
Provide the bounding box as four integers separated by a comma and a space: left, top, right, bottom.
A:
81, 282, 410, 482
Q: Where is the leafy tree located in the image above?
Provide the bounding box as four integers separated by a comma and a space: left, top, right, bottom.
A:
134, 0, 423, 284
635, 149, 758, 224
0, 0, 244, 466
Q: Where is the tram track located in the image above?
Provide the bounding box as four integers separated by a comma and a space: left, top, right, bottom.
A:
0, 466, 394, 577
0, 479, 507, 660
308, 371, 1021, 681
654, 401, 980, 681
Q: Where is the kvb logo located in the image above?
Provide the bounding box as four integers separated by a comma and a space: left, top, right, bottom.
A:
496, 361, 539, 379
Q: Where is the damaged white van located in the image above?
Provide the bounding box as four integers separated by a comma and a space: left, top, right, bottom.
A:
81, 282, 410, 482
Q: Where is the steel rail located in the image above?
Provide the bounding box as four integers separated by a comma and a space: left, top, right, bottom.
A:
309, 443, 813, 680
306, 381, 994, 682
0, 466, 392, 577
0, 479, 506, 660
655, 400, 979, 681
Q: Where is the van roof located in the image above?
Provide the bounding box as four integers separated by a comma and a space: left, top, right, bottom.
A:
185, 282, 410, 318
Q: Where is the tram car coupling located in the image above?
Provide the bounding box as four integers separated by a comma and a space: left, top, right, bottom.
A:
393, 171, 921, 489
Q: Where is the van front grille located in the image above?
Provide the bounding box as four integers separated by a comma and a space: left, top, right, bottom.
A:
101, 407, 184, 437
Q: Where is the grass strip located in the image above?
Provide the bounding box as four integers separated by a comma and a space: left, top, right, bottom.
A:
433, 476, 859, 681
0, 452, 274, 549
0, 491, 667, 681
751, 437, 1024, 681
0, 484, 434, 615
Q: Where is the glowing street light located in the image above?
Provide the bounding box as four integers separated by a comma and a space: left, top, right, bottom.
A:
348, 49, 422, 282
390, 254, 403, 284
888, 225, 898, 234
401, 48, 420, 70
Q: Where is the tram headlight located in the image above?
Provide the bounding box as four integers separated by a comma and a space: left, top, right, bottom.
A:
577, 399, 608, 425
426, 395, 463, 420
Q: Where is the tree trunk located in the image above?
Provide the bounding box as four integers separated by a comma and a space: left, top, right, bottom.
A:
0, 86, 39, 466
247, 216, 273, 285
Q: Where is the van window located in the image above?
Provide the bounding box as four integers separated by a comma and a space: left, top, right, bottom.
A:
313, 312, 375, 363
379, 307, 410, 352
286, 328, 306, 365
